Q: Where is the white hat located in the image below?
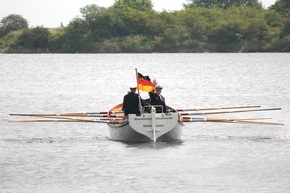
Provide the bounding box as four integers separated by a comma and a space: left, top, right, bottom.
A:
155, 85, 163, 89
129, 83, 137, 89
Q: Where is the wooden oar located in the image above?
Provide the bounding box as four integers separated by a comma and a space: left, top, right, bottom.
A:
8, 116, 128, 124
179, 108, 282, 116
181, 117, 272, 121
39, 116, 125, 121
8, 112, 127, 123
181, 117, 284, 126
9, 113, 124, 118
175, 105, 261, 112
9, 112, 108, 117
8, 119, 109, 123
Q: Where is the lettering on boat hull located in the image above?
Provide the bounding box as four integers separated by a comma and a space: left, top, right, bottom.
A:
129, 113, 179, 141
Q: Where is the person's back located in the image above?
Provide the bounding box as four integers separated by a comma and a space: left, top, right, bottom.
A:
123, 87, 140, 116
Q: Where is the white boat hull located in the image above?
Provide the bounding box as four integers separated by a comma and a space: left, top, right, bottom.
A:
107, 104, 183, 142
108, 112, 182, 142
109, 122, 182, 142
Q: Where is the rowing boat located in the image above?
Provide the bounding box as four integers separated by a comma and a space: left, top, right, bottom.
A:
8, 105, 283, 143
7, 69, 284, 143
107, 103, 183, 142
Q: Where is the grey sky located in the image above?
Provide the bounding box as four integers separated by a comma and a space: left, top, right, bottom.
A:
0, 0, 277, 28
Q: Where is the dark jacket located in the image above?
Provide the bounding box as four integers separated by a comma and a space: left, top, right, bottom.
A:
149, 92, 166, 113
123, 92, 140, 116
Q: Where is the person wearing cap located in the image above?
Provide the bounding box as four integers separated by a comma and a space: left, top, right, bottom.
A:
149, 84, 166, 113
123, 85, 141, 116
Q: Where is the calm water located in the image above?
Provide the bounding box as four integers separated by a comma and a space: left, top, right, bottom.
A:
1, 53, 290, 193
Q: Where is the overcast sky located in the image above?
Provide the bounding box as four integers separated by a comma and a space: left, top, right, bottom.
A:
0, 0, 277, 28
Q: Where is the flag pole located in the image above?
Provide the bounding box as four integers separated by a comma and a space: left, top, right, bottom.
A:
135, 68, 140, 96
135, 68, 142, 114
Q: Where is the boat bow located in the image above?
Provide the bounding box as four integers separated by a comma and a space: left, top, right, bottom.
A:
128, 107, 179, 142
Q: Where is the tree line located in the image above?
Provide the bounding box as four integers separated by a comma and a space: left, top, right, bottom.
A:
0, 0, 289, 53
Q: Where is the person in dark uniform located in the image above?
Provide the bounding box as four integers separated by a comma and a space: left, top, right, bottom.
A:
123, 86, 141, 116
149, 85, 166, 113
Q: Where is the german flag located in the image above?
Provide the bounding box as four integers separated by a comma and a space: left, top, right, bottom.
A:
137, 73, 154, 92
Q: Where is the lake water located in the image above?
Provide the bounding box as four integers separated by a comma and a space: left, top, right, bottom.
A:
1, 53, 290, 193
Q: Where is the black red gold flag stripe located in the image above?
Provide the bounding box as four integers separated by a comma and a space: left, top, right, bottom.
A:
137, 73, 154, 92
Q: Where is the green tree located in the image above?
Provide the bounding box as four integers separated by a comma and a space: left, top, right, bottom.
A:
184, 0, 262, 9
179, 8, 211, 50
117, 7, 153, 36
222, 0, 262, 9
262, 10, 283, 51
79, 4, 126, 39
113, 0, 153, 12
12, 26, 50, 52
80, 4, 107, 40
183, 0, 217, 9
151, 11, 190, 52
278, 18, 290, 51
80, 4, 106, 22
0, 30, 22, 52
48, 27, 66, 52
0, 14, 28, 37
61, 18, 93, 52
269, 0, 290, 51
270, 0, 290, 15
2, 1, 290, 53
211, 21, 244, 51
111, 0, 155, 37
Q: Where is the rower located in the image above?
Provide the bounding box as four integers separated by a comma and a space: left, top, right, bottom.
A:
149, 85, 166, 113
122, 85, 141, 116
